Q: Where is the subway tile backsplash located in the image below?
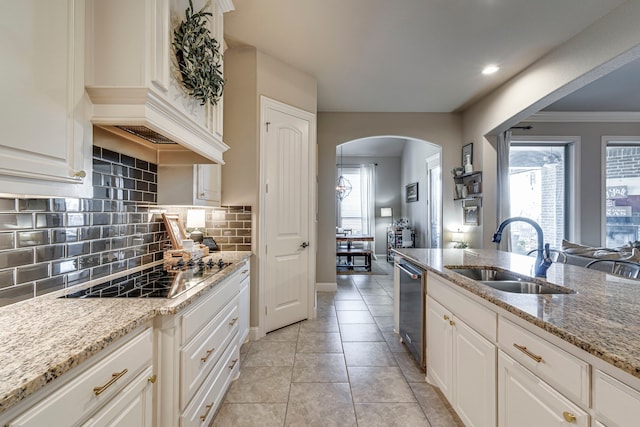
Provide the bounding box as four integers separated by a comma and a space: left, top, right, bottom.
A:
0, 146, 252, 307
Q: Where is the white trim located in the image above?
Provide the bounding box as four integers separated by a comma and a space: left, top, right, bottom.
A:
528, 111, 640, 123
258, 96, 317, 338
316, 282, 338, 292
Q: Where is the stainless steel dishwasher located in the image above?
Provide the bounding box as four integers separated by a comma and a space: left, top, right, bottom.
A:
397, 259, 426, 370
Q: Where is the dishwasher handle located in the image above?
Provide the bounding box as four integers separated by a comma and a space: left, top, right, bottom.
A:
397, 263, 422, 280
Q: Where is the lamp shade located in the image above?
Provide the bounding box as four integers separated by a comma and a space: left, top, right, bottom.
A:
186, 209, 206, 229
452, 230, 464, 242
380, 208, 393, 218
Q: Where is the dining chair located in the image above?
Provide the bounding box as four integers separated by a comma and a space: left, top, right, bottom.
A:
526, 248, 567, 263
585, 259, 640, 279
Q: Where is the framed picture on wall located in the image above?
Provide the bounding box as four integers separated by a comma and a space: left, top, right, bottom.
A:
406, 182, 418, 203
462, 142, 473, 167
162, 213, 188, 249
463, 205, 479, 226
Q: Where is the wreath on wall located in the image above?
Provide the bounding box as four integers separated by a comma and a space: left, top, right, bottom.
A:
173, 0, 224, 106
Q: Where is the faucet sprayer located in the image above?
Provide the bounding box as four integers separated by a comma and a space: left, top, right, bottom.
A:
492, 217, 552, 278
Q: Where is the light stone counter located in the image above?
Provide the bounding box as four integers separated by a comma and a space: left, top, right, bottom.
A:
393, 248, 640, 380
0, 251, 251, 415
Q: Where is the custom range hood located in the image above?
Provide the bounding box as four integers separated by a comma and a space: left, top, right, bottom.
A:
85, 0, 234, 164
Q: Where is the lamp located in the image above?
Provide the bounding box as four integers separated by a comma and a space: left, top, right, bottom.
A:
336, 146, 352, 201
186, 209, 206, 243
381, 207, 393, 218
452, 228, 468, 249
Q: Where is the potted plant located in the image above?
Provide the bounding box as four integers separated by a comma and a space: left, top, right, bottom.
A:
451, 167, 464, 177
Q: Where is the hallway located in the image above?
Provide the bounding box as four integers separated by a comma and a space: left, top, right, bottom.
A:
212, 260, 463, 426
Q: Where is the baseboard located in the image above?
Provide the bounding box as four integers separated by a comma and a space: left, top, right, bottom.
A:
247, 326, 260, 342
317, 282, 337, 292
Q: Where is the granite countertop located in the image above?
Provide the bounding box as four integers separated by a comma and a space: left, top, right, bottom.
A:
0, 251, 251, 416
393, 248, 640, 380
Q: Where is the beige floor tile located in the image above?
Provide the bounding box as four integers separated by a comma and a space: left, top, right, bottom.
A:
366, 303, 394, 316
292, 352, 348, 382
354, 403, 430, 427
343, 341, 397, 367
374, 315, 395, 332
383, 331, 408, 353
410, 382, 465, 427
316, 303, 337, 318
348, 366, 416, 403
339, 323, 384, 342
224, 366, 292, 403
296, 331, 343, 353
358, 287, 390, 296
337, 310, 375, 324
317, 292, 336, 304
334, 289, 363, 300
299, 316, 339, 332
362, 293, 394, 305
335, 299, 368, 310
394, 351, 427, 383
212, 403, 287, 427
242, 341, 297, 367
261, 323, 300, 342
284, 383, 357, 426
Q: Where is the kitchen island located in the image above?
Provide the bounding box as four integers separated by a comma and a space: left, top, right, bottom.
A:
0, 251, 251, 420
393, 247, 640, 427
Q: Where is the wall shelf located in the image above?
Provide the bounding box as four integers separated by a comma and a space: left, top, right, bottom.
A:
453, 171, 482, 203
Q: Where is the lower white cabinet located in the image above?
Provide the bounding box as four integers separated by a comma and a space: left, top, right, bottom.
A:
498, 350, 589, 427
238, 268, 251, 345
7, 328, 154, 427
426, 295, 496, 427
594, 370, 640, 427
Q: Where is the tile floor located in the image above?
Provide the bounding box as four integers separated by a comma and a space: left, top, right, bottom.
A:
212, 259, 464, 426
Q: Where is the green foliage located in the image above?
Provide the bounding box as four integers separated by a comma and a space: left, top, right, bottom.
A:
173, 0, 224, 106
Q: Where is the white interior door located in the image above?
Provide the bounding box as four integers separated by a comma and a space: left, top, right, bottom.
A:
261, 97, 316, 333
427, 153, 442, 248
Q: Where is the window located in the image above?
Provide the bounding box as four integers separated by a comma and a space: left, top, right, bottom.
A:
337, 166, 363, 234
509, 141, 573, 253
604, 140, 640, 247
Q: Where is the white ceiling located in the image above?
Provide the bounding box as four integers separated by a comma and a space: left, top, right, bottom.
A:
224, 0, 627, 113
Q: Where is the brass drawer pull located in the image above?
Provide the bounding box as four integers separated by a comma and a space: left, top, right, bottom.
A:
229, 317, 239, 326
443, 315, 450, 321
93, 368, 128, 395
228, 358, 239, 370
513, 343, 543, 363
147, 374, 157, 384
242, 269, 248, 274
199, 404, 213, 421
449, 320, 455, 326
201, 349, 214, 363
562, 411, 576, 423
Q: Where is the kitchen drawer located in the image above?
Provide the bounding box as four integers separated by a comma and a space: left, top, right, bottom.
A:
428, 272, 497, 341
180, 297, 239, 410
180, 341, 239, 427
9, 328, 153, 427
498, 317, 589, 406
594, 370, 640, 427
181, 272, 239, 345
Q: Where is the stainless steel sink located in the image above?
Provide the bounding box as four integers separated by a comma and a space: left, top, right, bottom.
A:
447, 267, 575, 295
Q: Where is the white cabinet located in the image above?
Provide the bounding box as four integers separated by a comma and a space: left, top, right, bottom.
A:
238, 266, 251, 345
7, 328, 154, 427
426, 296, 496, 427
594, 370, 640, 427
86, 0, 233, 163
498, 351, 589, 427
158, 164, 221, 206
0, 0, 92, 198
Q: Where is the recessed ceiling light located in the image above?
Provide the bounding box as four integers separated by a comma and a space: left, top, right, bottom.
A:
482, 65, 499, 75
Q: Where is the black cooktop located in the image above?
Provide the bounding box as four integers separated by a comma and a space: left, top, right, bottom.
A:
61, 258, 232, 299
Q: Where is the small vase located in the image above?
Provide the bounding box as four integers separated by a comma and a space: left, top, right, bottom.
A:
456, 184, 464, 198
461, 186, 468, 198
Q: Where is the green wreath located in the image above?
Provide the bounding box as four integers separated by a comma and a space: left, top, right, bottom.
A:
173, 0, 224, 106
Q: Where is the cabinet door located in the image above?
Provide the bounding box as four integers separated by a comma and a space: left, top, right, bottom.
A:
196, 164, 221, 206
238, 276, 250, 345
426, 296, 453, 400
453, 318, 496, 427
81, 367, 154, 427
498, 351, 589, 427
0, 0, 91, 197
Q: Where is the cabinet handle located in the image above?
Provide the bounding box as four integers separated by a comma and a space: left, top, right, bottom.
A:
562, 411, 576, 423
93, 368, 128, 395
229, 317, 239, 326
513, 343, 543, 363
201, 349, 214, 363
199, 192, 205, 197
147, 374, 157, 384
199, 404, 213, 421
449, 320, 455, 326
228, 358, 239, 370
443, 315, 450, 321
242, 270, 248, 274
72, 170, 87, 178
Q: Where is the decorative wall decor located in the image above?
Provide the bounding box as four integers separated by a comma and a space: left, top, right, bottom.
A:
462, 143, 473, 168
173, 0, 224, 105
463, 205, 479, 226
406, 182, 418, 203
162, 213, 188, 249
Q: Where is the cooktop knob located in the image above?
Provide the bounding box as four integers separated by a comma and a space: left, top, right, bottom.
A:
217, 258, 224, 269
207, 258, 215, 268
187, 259, 195, 267
198, 259, 205, 269
176, 259, 184, 268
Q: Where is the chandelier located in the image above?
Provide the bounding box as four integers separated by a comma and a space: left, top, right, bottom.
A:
336, 145, 352, 201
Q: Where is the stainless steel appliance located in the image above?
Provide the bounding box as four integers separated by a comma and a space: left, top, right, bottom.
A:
397, 259, 426, 369
61, 257, 232, 299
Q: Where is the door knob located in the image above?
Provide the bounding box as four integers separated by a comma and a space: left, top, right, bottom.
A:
300, 242, 309, 248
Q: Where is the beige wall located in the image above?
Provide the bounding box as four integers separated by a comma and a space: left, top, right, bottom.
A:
461, 0, 640, 247
317, 112, 461, 284
223, 46, 317, 328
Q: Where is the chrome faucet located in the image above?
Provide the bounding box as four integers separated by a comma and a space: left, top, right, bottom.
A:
492, 217, 552, 278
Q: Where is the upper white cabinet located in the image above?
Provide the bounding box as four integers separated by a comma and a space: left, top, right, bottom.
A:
0, 0, 93, 198
85, 0, 234, 163
157, 164, 221, 206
